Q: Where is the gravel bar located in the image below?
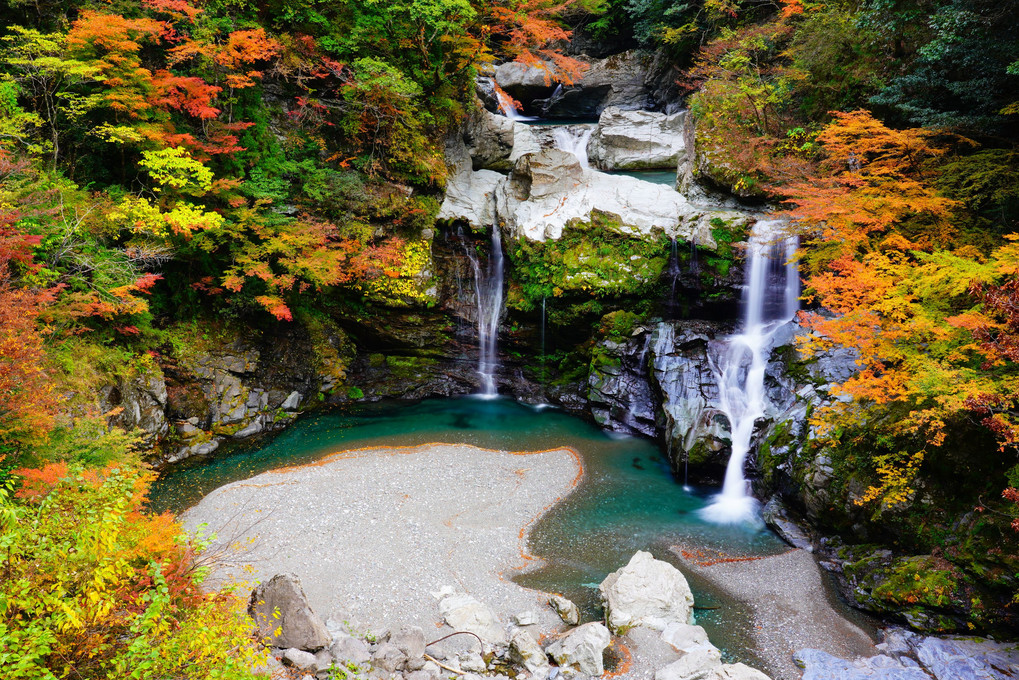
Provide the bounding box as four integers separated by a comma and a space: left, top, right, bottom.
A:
182, 442, 583, 635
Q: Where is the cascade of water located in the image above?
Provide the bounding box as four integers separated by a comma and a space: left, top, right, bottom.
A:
467, 224, 505, 397
540, 296, 547, 377
699, 220, 799, 524
552, 127, 593, 171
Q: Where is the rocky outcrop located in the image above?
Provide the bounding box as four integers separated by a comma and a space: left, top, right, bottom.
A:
248, 573, 331, 651
495, 51, 652, 118
589, 107, 687, 171
599, 551, 695, 634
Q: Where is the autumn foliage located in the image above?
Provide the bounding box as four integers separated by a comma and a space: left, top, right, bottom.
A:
787, 111, 1019, 505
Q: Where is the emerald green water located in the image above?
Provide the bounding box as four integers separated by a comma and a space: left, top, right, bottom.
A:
150, 397, 786, 664
606, 169, 678, 186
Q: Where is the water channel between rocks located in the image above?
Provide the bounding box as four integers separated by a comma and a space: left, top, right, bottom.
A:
149, 396, 864, 670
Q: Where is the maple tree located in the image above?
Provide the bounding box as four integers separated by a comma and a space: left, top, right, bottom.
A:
787, 111, 1019, 505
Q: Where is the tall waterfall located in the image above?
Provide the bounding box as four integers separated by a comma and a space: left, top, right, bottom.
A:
700, 220, 799, 524
463, 224, 505, 397
552, 127, 593, 171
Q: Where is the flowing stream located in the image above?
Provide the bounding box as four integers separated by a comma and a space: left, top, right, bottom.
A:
552, 127, 593, 170
700, 220, 799, 524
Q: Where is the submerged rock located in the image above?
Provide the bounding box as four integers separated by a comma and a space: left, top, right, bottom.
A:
599, 551, 694, 634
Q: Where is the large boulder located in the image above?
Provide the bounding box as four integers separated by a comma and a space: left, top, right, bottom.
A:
464, 107, 516, 171
438, 593, 507, 644
494, 149, 743, 243
510, 628, 551, 677
437, 140, 505, 230
599, 551, 694, 634
910, 635, 1019, 680
248, 573, 331, 650
545, 622, 612, 676
494, 51, 651, 118
589, 107, 687, 171
793, 649, 930, 680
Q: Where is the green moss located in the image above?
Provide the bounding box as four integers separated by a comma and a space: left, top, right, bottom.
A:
384, 354, 437, 379
507, 212, 670, 317
873, 556, 959, 610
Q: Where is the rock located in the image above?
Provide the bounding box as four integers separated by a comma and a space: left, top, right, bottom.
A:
330, 634, 372, 666
514, 610, 538, 626
599, 551, 694, 634
510, 628, 551, 677
656, 650, 722, 680
661, 623, 720, 662
589, 108, 686, 171
281, 391, 302, 411
495, 149, 743, 243
549, 594, 581, 626
391, 625, 426, 666
438, 593, 507, 644
713, 663, 772, 680
465, 107, 516, 171
910, 635, 1019, 680
459, 651, 488, 673
760, 498, 813, 551
793, 649, 930, 680
545, 622, 611, 676
373, 642, 407, 672
248, 573, 331, 651
408, 671, 438, 680
314, 650, 333, 672
283, 648, 319, 671
437, 139, 505, 230
495, 51, 651, 118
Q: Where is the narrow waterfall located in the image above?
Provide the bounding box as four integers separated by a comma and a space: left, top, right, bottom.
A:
464, 224, 505, 397
552, 127, 593, 171
496, 90, 532, 122
700, 219, 799, 524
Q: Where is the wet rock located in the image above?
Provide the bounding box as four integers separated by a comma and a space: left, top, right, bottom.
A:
599, 551, 695, 634
464, 107, 516, 172
910, 635, 1019, 680
589, 108, 687, 171
793, 649, 929, 680
545, 622, 611, 676
510, 628, 551, 677
438, 593, 506, 644
587, 334, 657, 439
549, 594, 581, 626
761, 498, 813, 552
248, 574, 331, 651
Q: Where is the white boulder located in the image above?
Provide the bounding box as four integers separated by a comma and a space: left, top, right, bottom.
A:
599, 551, 695, 634
545, 622, 612, 676
438, 593, 506, 644
589, 107, 687, 171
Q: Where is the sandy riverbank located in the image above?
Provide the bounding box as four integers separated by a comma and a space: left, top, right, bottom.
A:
182, 442, 583, 635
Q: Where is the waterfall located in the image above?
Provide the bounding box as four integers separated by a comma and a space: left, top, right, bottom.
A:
496, 90, 533, 122
552, 127, 593, 171
699, 220, 799, 524
665, 237, 682, 319
464, 224, 505, 397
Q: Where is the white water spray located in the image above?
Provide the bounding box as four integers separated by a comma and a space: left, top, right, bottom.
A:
496, 90, 533, 122
552, 127, 593, 171
700, 220, 799, 524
